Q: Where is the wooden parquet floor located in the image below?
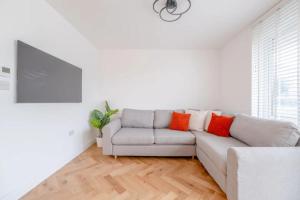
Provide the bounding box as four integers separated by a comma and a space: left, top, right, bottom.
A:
22, 145, 227, 200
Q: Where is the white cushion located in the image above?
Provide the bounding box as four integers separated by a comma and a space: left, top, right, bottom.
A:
204, 111, 222, 131
185, 110, 208, 131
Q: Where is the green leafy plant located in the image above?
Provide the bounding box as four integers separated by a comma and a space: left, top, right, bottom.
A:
89, 101, 118, 138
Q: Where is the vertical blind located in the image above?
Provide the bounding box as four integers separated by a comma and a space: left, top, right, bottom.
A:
252, 0, 300, 125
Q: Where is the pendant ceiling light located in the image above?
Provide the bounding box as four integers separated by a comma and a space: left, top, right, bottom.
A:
153, 0, 191, 22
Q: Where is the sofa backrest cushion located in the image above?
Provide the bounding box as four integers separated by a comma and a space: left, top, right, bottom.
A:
230, 114, 300, 147
121, 109, 154, 128
154, 110, 184, 129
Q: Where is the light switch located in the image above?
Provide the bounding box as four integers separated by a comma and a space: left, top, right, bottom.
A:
0, 66, 11, 90
0, 66, 11, 77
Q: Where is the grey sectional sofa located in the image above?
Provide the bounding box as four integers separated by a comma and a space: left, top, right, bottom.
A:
102, 108, 300, 200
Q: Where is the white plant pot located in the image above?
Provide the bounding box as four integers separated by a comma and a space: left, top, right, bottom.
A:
96, 137, 103, 148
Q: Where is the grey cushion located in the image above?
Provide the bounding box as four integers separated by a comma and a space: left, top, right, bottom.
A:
154, 129, 196, 145
230, 114, 300, 147
195, 131, 248, 175
112, 128, 154, 145
154, 110, 184, 129
121, 109, 154, 128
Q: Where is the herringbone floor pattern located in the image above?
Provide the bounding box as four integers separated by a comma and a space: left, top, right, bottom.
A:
22, 145, 227, 200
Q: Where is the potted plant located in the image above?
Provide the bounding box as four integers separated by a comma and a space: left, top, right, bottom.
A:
89, 101, 118, 147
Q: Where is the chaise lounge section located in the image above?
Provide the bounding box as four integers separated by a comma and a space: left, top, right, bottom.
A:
195, 114, 300, 200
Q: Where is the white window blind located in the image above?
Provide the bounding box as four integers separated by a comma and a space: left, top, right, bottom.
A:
252, 0, 300, 125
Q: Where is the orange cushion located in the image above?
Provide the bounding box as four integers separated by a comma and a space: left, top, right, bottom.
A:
169, 112, 191, 131
207, 113, 234, 137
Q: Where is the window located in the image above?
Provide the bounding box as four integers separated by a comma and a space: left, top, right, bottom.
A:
252, 0, 300, 125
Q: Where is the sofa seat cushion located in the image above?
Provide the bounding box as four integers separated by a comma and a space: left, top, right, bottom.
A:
194, 131, 248, 175
154, 129, 196, 145
112, 128, 154, 145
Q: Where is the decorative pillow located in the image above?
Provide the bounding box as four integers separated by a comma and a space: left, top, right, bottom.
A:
207, 113, 234, 137
169, 112, 191, 131
204, 111, 222, 131
185, 110, 208, 131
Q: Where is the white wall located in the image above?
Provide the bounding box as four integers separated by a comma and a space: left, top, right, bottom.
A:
0, 1, 223, 199
219, 28, 252, 114
98, 50, 221, 110
0, 0, 101, 199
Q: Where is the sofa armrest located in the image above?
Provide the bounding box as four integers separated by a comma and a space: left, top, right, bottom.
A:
102, 119, 121, 155
227, 147, 300, 200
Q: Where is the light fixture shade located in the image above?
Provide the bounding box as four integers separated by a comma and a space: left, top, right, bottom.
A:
166, 0, 177, 9
153, 0, 191, 22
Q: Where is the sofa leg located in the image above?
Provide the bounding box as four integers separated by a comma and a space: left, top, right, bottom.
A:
192, 155, 195, 160
114, 155, 117, 160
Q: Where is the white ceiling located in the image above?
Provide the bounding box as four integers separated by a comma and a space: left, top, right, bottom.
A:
46, 0, 280, 49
